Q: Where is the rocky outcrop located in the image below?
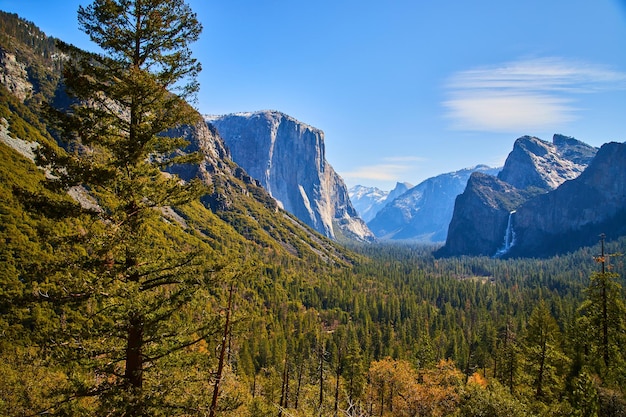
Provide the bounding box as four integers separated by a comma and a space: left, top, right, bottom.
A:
0, 48, 33, 101
164, 121, 231, 185
368, 166, 499, 242
164, 120, 285, 214
553, 134, 598, 166
439, 134, 601, 257
206, 111, 374, 241
0, 13, 63, 104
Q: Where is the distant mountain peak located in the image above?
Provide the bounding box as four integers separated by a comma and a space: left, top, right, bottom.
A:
552, 133, 598, 166
349, 181, 413, 223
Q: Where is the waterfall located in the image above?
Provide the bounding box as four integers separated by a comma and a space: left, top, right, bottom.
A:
495, 210, 516, 257
503, 210, 516, 250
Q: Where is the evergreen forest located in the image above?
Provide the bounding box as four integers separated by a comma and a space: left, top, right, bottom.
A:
1, 3, 625, 416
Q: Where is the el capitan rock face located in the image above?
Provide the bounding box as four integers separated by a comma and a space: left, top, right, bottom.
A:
206, 111, 374, 241
438, 134, 608, 258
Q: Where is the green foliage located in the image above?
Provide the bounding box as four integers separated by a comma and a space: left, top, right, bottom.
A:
570, 371, 600, 417
0, 85, 55, 146
459, 380, 532, 417
4, 0, 227, 414
4, 135, 626, 415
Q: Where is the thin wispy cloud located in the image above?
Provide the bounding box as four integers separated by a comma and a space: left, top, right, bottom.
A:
443, 57, 626, 132
382, 156, 426, 163
341, 156, 424, 182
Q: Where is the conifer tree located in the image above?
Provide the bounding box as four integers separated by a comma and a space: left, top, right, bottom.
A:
578, 263, 626, 378
33, 0, 222, 414
342, 324, 366, 404
522, 300, 568, 400
496, 321, 519, 394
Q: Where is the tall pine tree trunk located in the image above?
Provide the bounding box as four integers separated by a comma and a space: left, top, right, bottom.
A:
334, 347, 342, 417
279, 360, 289, 416
124, 312, 144, 388
294, 360, 304, 409
536, 339, 546, 398
124, 238, 144, 390
210, 283, 234, 417
318, 341, 325, 416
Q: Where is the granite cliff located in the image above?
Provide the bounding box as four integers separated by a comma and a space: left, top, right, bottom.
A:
206, 111, 374, 242
436, 172, 531, 256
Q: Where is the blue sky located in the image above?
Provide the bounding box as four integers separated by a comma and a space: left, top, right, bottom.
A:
2, 0, 626, 190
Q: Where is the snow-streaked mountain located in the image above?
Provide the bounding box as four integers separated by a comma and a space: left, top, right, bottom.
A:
349, 182, 413, 223
368, 165, 500, 242
205, 111, 374, 242
497, 134, 596, 190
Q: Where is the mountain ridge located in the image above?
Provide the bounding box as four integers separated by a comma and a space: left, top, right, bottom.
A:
497, 134, 596, 190
509, 141, 626, 257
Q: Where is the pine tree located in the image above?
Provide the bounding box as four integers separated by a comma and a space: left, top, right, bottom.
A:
522, 300, 568, 400
578, 270, 626, 377
415, 329, 435, 370
31, 0, 223, 414
342, 323, 366, 404
576, 235, 626, 383
496, 320, 519, 394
